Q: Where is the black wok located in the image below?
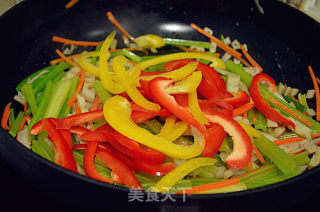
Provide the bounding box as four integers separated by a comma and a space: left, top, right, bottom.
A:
0, 0, 319, 211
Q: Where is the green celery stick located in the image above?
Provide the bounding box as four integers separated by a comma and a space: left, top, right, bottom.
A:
110, 51, 125, 59
199, 52, 218, 65
259, 85, 320, 129
58, 76, 80, 119
196, 182, 247, 194
21, 84, 38, 116
145, 63, 165, 72
29, 81, 54, 129
93, 80, 112, 103
8, 111, 25, 137
174, 136, 194, 146
164, 38, 211, 49
141, 55, 160, 62
32, 137, 55, 162
254, 111, 267, 132
189, 165, 217, 179
254, 136, 297, 176
9, 108, 15, 126
44, 79, 72, 118
122, 48, 142, 63
283, 95, 307, 112
247, 109, 254, 125
52, 71, 65, 83
15, 65, 56, 92
225, 60, 253, 87
220, 34, 225, 43
144, 119, 163, 134
33, 62, 70, 96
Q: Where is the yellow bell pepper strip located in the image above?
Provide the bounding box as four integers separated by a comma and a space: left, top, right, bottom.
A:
126, 85, 161, 111
140, 62, 198, 82
237, 120, 263, 138
103, 95, 205, 159
188, 90, 209, 125
135, 34, 165, 49
149, 77, 206, 134
99, 31, 128, 94
136, 52, 226, 71
166, 71, 202, 94
78, 51, 100, 77
112, 55, 128, 81
151, 157, 216, 192
204, 110, 252, 169
157, 116, 188, 142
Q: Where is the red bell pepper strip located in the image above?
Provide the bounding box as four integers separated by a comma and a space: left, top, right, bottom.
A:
111, 129, 167, 165
95, 147, 142, 189
224, 90, 250, 108
82, 140, 114, 184
204, 110, 252, 169
202, 123, 227, 157
249, 73, 295, 128
109, 144, 175, 176
56, 109, 104, 129
131, 102, 171, 123
165, 59, 226, 94
39, 118, 77, 172
149, 77, 206, 134
70, 126, 91, 136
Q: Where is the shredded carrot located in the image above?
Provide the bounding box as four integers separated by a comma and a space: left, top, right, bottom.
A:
1, 102, 12, 130
273, 137, 304, 146
233, 103, 255, 117
68, 70, 86, 107
75, 101, 81, 114
50, 53, 81, 65
190, 23, 242, 59
177, 46, 221, 58
308, 66, 320, 121
234, 164, 272, 179
252, 143, 265, 164
316, 77, 320, 85
238, 42, 263, 72
23, 104, 28, 113
237, 57, 251, 68
65, 0, 79, 9
176, 177, 240, 194
252, 109, 257, 124
312, 133, 320, 138
55, 49, 79, 67
243, 112, 248, 119
107, 11, 135, 42
268, 97, 313, 127
18, 115, 28, 133
90, 95, 100, 111
26, 115, 32, 121
52, 36, 100, 46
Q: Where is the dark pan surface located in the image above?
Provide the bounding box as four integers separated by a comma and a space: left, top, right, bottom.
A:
0, 0, 320, 211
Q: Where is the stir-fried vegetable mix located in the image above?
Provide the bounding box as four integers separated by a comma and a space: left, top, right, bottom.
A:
2, 11, 320, 194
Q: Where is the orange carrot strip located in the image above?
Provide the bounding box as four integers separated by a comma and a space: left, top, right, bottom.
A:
312, 133, 320, 138
75, 101, 81, 114
107, 11, 135, 42
23, 104, 28, 113
233, 103, 255, 117
247, 158, 253, 171
190, 23, 242, 59
268, 97, 313, 127
233, 164, 273, 179
243, 112, 248, 119
52, 36, 100, 46
273, 137, 304, 146
308, 66, 320, 121
26, 115, 32, 121
252, 143, 265, 164
65, 0, 79, 9
237, 57, 251, 68
177, 46, 221, 57
90, 95, 100, 111
18, 115, 28, 133
239, 42, 263, 72
55, 49, 79, 67
67, 70, 86, 107
176, 177, 240, 195
50, 53, 81, 65
1, 102, 12, 130
252, 109, 257, 124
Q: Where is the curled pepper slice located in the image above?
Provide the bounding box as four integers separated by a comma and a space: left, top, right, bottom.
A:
249, 73, 295, 128
204, 110, 252, 169
103, 95, 205, 159
149, 77, 206, 134
152, 157, 216, 192
166, 71, 203, 94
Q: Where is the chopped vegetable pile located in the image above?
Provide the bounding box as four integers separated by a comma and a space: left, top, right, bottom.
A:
2, 11, 320, 194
